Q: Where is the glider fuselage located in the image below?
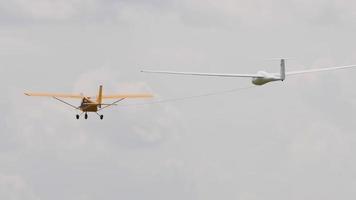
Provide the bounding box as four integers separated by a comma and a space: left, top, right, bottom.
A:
252, 71, 282, 85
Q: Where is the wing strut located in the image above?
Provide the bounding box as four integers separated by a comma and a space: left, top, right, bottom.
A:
98, 98, 126, 111
53, 97, 80, 110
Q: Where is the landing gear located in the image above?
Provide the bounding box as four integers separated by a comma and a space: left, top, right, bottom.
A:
95, 112, 104, 120
76, 113, 103, 120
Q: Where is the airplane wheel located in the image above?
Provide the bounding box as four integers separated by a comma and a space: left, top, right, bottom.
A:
100, 115, 104, 120
84, 113, 88, 119
76, 114, 80, 119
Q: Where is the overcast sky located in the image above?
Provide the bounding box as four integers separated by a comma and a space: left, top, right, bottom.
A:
1, 0, 356, 199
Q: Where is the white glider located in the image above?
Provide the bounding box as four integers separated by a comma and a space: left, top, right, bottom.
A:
142, 59, 356, 86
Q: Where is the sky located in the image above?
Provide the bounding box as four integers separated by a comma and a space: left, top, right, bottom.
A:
1, 0, 356, 199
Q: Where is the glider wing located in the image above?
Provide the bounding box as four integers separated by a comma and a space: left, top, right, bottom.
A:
286, 65, 356, 76
141, 70, 264, 78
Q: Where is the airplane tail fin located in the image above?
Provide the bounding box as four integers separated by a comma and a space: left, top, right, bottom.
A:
97, 85, 103, 108
280, 59, 286, 81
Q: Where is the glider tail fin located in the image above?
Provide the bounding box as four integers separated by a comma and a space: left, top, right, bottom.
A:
280, 59, 286, 81
97, 85, 103, 108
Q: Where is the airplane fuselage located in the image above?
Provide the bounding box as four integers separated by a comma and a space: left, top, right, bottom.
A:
79, 98, 99, 112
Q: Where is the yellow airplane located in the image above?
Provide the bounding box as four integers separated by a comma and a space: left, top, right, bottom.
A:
25, 85, 153, 120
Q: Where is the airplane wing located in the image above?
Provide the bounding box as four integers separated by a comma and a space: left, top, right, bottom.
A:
93, 94, 153, 111
101, 94, 153, 99
25, 93, 82, 110
24, 93, 84, 98
141, 70, 264, 78
25, 93, 153, 99
286, 65, 356, 76
94, 94, 153, 111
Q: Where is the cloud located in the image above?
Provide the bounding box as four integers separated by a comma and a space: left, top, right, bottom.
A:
0, 0, 104, 22
0, 67, 191, 199
0, 174, 39, 200
1, 0, 355, 30
6, 68, 183, 157
71, 67, 183, 147
1, 0, 356, 199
